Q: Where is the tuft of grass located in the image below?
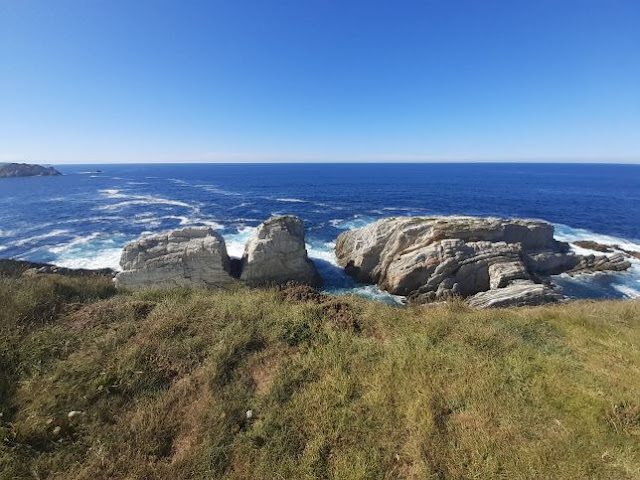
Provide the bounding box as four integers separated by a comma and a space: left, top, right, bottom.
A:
0, 274, 639, 479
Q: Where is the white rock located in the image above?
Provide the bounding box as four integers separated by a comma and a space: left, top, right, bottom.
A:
241, 216, 321, 287
115, 227, 236, 289
67, 410, 83, 419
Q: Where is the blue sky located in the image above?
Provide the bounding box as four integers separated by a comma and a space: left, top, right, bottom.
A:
1, 0, 639, 163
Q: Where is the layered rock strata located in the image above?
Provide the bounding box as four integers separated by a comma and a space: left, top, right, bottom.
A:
335, 216, 631, 307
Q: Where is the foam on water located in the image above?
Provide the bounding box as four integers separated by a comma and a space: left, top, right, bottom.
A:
552, 223, 640, 299
275, 197, 307, 203
6, 229, 70, 249
329, 215, 377, 230
50, 232, 133, 270
97, 189, 195, 211
224, 226, 256, 258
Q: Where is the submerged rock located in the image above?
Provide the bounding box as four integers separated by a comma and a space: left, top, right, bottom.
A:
335, 216, 631, 308
241, 216, 322, 287
115, 227, 235, 289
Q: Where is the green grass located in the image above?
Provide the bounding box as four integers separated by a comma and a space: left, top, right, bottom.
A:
1, 274, 639, 479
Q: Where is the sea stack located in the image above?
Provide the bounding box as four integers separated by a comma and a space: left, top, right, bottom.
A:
241, 216, 322, 287
335, 216, 631, 307
114, 227, 236, 289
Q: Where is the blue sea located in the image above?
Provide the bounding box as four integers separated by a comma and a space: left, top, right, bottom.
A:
1, 163, 639, 302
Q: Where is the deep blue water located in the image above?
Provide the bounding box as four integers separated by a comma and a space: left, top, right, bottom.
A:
1, 163, 639, 301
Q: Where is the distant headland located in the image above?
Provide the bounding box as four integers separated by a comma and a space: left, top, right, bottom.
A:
0, 162, 61, 178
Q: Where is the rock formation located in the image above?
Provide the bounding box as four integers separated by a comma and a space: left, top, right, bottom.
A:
0, 259, 114, 278
335, 216, 631, 308
241, 216, 322, 287
115, 227, 235, 289
0, 163, 61, 178
113, 216, 322, 290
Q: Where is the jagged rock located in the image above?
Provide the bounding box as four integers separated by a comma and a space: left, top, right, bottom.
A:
568, 252, 631, 273
573, 240, 614, 253
468, 281, 565, 308
572, 240, 640, 260
489, 261, 529, 289
115, 227, 235, 289
241, 216, 321, 287
525, 250, 581, 275
335, 216, 630, 307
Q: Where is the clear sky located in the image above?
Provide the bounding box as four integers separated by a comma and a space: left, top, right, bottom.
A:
1, 0, 639, 164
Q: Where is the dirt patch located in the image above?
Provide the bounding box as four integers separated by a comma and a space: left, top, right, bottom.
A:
321, 300, 362, 333
250, 347, 296, 395
276, 282, 330, 304
64, 300, 156, 329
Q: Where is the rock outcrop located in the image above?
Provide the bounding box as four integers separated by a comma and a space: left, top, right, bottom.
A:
468, 280, 565, 308
115, 227, 235, 289
113, 216, 322, 290
0, 163, 61, 178
0, 259, 114, 278
241, 216, 322, 287
335, 216, 631, 307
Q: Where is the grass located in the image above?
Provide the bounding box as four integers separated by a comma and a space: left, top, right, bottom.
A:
0, 274, 639, 479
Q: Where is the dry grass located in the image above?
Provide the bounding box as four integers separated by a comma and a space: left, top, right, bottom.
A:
1, 273, 639, 479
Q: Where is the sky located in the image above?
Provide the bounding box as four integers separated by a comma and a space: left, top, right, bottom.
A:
1, 0, 639, 164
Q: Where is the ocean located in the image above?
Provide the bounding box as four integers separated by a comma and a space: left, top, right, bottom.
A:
1, 163, 639, 303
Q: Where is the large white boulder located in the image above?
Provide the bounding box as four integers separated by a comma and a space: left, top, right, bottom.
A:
241, 216, 321, 287
115, 227, 235, 289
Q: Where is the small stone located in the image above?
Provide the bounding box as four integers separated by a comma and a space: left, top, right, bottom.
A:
68, 410, 83, 419
46, 418, 54, 425
52, 426, 61, 436
245, 410, 253, 419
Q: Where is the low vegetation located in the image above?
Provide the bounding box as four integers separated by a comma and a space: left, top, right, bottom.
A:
1, 273, 639, 479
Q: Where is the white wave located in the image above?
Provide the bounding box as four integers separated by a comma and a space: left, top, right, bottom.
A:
554, 223, 640, 253
307, 241, 339, 267
50, 232, 132, 271
224, 226, 257, 258
196, 184, 243, 196
230, 202, 253, 210
614, 284, 640, 299
99, 189, 121, 197
127, 181, 148, 185
0, 229, 17, 238
169, 178, 190, 186
276, 197, 307, 203
97, 198, 193, 211
54, 247, 123, 271
7, 229, 69, 248
97, 189, 194, 211
329, 215, 376, 230
327, 285, 405, 305
49, 232, 102, 254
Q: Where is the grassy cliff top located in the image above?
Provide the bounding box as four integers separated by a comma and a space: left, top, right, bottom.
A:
1, 273, 639, 479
